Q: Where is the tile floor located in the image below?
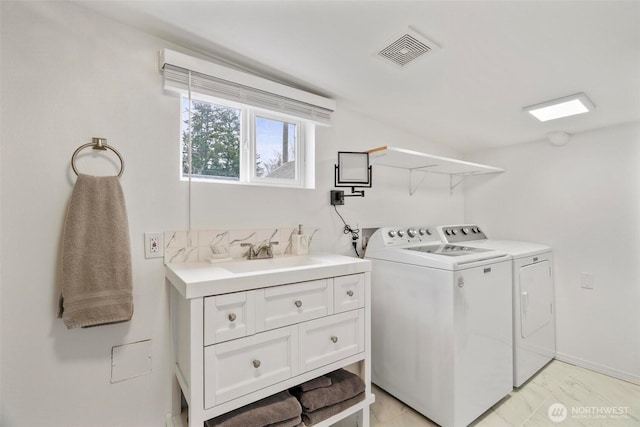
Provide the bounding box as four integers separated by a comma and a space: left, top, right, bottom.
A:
334, 360, 640, 427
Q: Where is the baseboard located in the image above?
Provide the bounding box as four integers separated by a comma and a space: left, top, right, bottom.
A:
166, 413, 187, 427
555, 352, 640, 385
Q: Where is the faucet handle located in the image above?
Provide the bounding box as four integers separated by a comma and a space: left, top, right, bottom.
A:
265, 243, 276, 257
240, 242, 258, 259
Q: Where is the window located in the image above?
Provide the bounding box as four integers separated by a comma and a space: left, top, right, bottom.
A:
161, 48, 335, 189
181, 95, 307, 187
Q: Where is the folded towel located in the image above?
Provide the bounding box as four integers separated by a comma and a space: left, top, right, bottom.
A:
293, 369, 365, 412
265, 415, 302, 427
58, 174, 133, 329
302, 392, 365, 426
205, 391, 301, 427
296, 375, 332, 393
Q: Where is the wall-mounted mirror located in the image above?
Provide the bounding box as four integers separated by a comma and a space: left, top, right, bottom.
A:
332, 152, 373, 204
335, 152, 372, 188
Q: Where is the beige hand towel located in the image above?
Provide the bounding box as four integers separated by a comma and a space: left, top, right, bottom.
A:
205, 391, 302, 427
296, 375, 333, 393
58, 174, 133, 329
293, 369, 365, 412
301, 392, 365, 426
264, 414, 302, 427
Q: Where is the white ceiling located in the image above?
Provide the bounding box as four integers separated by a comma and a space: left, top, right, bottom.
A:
78, 1, 640, 153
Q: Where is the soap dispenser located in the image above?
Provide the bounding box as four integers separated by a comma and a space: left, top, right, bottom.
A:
291, 224, 309, 255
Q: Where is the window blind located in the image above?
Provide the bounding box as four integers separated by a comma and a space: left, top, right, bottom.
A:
160, 49, 335, 125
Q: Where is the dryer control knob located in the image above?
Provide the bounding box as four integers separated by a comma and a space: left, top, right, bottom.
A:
426, 228, 433, 235
445, 229, 451, 236
397, 229, 405, 237
407, 228, 417, 238
388, 230, 397, 238
461, 227, 470, 235
418, 228, 426, 235
451, 229, 458, 235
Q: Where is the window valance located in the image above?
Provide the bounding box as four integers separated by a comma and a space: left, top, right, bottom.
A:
159, 49, 335, 125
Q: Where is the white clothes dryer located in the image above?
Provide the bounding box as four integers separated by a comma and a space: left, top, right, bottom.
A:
365, 226, 513, 427
438, 225, 556, 387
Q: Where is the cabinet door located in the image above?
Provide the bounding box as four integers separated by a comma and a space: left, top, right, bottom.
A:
298, 309, 364, 372
255, 279, 332, 332
334, 274, 365, 314
204, 326, 298, 408
204, 291, 255, 345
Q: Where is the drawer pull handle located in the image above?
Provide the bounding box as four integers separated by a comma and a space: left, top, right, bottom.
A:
330, 336, 338, 343
346, 290, 354, 297
294, 300, 302, 308
228, 313, 237, 322
252, 359, 261, 368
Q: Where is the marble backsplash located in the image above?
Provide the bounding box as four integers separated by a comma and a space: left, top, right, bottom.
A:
164, 226, 320, 264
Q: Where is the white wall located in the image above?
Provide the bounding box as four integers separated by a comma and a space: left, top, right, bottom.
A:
0, 2, 3, 423
464, 122, 640, 383
0, 3, 463, 426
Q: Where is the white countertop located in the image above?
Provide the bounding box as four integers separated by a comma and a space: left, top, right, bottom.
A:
166, 253, 371, 299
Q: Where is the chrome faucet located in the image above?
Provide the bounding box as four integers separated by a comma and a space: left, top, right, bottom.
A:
241, 241, 279, 260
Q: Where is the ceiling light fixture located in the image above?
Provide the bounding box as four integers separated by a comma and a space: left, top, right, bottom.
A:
523, 93, 595, 122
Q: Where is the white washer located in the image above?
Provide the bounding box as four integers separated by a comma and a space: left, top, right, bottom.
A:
365, 226, 513, 427
438, 225, 556, 387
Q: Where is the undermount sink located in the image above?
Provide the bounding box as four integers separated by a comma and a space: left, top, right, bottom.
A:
222, 256, 323, 274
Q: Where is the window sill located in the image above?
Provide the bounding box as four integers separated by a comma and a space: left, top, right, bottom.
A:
180, 176, 314, 190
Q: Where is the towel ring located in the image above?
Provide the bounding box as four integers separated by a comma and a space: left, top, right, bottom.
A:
71, 138, 124, 177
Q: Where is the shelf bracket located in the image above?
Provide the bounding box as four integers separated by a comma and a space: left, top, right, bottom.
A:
450, 175, 465, 195
409, 169, 428, 196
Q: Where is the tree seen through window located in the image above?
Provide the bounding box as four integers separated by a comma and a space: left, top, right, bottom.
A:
181, 99, 240, 180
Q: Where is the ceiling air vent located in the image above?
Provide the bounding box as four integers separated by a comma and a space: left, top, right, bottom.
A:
378, 29, 439, 68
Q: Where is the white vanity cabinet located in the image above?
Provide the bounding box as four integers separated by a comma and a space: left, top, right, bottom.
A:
166, 255, 373, 427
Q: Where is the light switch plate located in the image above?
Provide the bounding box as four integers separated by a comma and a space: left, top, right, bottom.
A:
111, 340, 152, 383
581, 272, 594, 290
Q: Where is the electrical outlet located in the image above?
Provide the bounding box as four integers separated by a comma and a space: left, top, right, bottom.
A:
144, 232, 164, 259
330, 190, 345, 205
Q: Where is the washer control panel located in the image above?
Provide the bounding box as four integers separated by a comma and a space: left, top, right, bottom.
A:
381, 226, 439, 246
439, 224, 487, 243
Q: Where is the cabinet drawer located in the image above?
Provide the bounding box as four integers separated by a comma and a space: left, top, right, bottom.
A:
334, 274, 365, 314
299, 309, 364, 372
204, 326, 298, 408
204, 291, 255, 346
256, 279, 333, 332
